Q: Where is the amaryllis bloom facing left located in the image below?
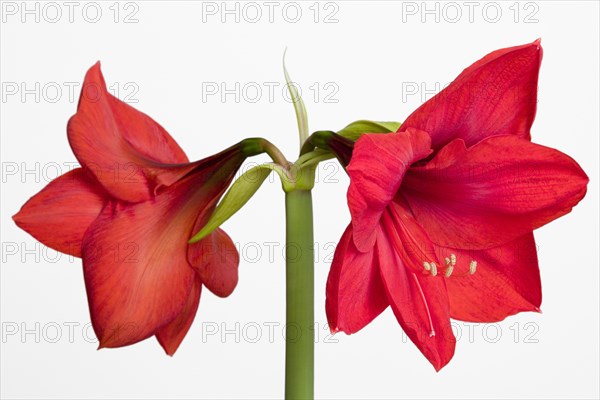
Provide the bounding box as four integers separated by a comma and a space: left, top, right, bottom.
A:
13, 63, 247, 354
326, 40, 589, 370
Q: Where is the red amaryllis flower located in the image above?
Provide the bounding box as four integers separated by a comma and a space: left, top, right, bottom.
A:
326, 40, 588, 370
13, 63, 244, 354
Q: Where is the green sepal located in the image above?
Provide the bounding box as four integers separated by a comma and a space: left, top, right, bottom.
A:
189, 163, 292, 243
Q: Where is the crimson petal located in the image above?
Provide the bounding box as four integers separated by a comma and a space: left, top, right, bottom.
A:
82, 151, 243, 348
83, 200, 196, 348
403, 135, 588, 249
401, 40, 542, 149
67, 62, 197, 203
376, 224, 455, 371
13, 168, 107, 257
326, 225, 388, 334
156, 276, 202, 355
188, 228, 239, 298
437, 233, 542, 322
347, 128, 432, 252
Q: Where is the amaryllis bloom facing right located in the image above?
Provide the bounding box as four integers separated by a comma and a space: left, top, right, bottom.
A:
326, 40, 589, 370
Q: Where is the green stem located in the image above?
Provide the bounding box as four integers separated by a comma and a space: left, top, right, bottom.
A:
285, 189, 314, 399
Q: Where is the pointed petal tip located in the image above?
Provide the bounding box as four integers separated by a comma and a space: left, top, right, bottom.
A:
530, 38, 542, 57
328, 324, 340, 335
420, 343, 453, 372
11, 210, 33, 238
12, 206, 31, 228
432, 361, 446, 373
84, 61, 105, 84
12, 210, 21, 224
163, 347, 177, 357
96, 332, 116, 350
430, 346, 454, 372
12, 206, 28, 229
157, 334, 182, 356
90, 60, 101, 71
333, 326, 352, 336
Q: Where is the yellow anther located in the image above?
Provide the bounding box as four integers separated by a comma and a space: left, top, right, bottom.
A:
450, 254, 457, 266
423, 262, 431, 271
444, 266, 454, 277
469, 260, 477, 275
430, 262, 438, 277
443, 254, 457, 277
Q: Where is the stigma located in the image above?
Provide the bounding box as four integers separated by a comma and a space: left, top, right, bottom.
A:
422, 253, 477, 278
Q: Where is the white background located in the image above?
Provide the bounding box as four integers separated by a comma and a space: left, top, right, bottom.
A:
1, 1, 599, 399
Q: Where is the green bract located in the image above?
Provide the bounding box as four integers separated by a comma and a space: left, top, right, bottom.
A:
189, 163, 292, 243
337, 120, 401, 141
284, 49, 309, 148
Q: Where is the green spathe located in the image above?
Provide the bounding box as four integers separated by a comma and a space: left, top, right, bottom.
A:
284, 49, 309, 149
189, 163, 291, 244
337, 120, 401, 141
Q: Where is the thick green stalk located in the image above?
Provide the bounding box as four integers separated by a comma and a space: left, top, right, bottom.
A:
284, 189, 314, 399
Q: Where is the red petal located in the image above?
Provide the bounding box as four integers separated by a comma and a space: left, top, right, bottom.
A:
401, 40, 542, 149
83, 202, 195, 349
326, 225, 388, 334
437, 233, 541, 322
67, 62, 194, 203
347, 128, 432, 251
376, 224, 455, 371
13, 168, 107, 257
403, 135, 588, 249
188, 228, 239, 298
382, 200, 441, 274
82, 159, 235, 348
156, 276, 202, 355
